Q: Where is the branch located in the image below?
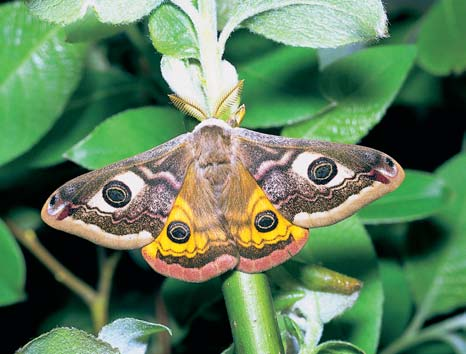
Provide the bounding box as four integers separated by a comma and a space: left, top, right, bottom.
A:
7, 220, 121, 332
222, 271, 284, 354
7, 221, 96, 305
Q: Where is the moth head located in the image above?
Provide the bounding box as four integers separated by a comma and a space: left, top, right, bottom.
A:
41, 170, 155, 250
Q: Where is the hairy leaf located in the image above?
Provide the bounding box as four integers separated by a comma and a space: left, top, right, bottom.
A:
149, 3, 198, 59
217, 0, 387, 48
26, 0, 163, 25
16, 327, 118, 354
98, 318, 171, 354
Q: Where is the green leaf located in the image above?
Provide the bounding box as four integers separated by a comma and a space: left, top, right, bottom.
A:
98, 318, 171, 354
379, 260, 413, 346
358, 170, 450, 224
149, 3, 198, 59
296, 216, 383, 354
396, 67, 442, 107
282, 45, 416, 143
223, 29, 279, 65
273, 290, 306, 312
65, 107, 185, 170
405, 153, 466, 319
16, 327, 118, 354
238, 47, 328, 128
0, 2, 86, 166
312, 340, 365, 354
26, 0, 163, 25
17, 69, 144, 168
277, 314, 304, 351
244, 97, 328, 129
218, 0, 387, 48
417, 0, 466, 76
0, 219, 26, 307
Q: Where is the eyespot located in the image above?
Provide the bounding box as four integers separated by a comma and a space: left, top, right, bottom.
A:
167, 221, 191, 243
255, 210, 278, 233
102, 181, 132, 208
307, 157, 338, 185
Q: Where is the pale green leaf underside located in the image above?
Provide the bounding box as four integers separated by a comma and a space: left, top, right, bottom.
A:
16, 327, 118, 354
26, 0, 163, 24
287, 289, 360, 350
98, 318, 171, 354
218, 0, 387, 48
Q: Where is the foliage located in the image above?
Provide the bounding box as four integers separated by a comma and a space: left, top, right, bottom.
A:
1, 0, 465, 353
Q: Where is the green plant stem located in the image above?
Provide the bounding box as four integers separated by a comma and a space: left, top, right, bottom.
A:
92, 250, 121, 332
380, 312, 466, 354
7, 222, 96, 304
222, 271, 284, 354
7, 221, 121, 333
172, 0, 221, 115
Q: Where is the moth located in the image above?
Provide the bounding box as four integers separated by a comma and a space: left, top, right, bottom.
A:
42, 89, 404, 282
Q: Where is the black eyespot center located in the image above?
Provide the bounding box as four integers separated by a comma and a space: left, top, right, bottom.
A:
315, 164, 331, 178
167, 221, 191, 243
255, 210, 278, 233
102, 181, 132, 208
50, 194, 58, 207
385, 157, 395, 168
307, 157, 338, 185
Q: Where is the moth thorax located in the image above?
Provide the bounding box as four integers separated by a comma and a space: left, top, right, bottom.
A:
193, 125, 232, 168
